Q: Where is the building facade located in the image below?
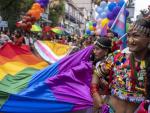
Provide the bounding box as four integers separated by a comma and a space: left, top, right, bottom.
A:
72, 0, 95, 20
63, 0, 95, 36
63, 0, 84, 35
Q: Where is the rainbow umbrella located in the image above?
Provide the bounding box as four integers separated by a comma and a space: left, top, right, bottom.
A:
51, 27, 64, 35
31, 24, 42, 32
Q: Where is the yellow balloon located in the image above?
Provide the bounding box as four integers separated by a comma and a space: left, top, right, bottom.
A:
101, 18, 109, 27
89, 26, 94, 31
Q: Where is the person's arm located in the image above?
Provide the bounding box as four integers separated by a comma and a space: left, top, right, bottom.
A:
91, 69, 104, 109
91, 57, 113, 109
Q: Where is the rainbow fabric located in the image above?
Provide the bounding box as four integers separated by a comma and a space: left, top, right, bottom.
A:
0, 44, 94, 113
111, 3, 127, 49
34, 40, 73, 63
0, 43, 48, 109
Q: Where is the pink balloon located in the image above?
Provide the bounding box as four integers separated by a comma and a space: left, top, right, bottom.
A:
115, 0, 119, 2
96, 29, 101, 35
109, 0, 115, 2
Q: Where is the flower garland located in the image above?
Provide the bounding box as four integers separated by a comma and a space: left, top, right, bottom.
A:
110, 52, 147, 103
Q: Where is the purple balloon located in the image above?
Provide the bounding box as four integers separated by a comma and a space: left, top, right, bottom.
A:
35, 0, 41, 2
42, 0, 49, 4
125, 10, 129, 17
112, 6, 121, 17
44, 0, 49, 2
108, 20, 114, 28
93, 23, 97, 27
107, 12, 114, 20
40, 2, 48, 8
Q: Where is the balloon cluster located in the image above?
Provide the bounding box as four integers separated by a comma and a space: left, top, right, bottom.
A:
16, 0, 49, 31
95, 0, 129, 36
35, 0, 49, 8
85, 21, 97, 35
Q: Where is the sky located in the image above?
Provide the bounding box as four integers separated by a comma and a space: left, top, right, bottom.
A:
134, 0, 150, 19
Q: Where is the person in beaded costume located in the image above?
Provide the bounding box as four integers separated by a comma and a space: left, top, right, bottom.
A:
91, 11, 150, 113
92, 37, 112, 66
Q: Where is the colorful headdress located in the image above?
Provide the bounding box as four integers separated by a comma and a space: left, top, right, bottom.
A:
129, 9, 150, 37
94, 37, 112, 49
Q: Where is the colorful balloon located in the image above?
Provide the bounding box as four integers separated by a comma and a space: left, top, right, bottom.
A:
107, 12, 114, 20
100, 1, 107, 8
96, 6, 103, 14
95, 29, 101, 35
108, 2, 117, 11
89, 26, 94, 31
86, 29, 91, 35
101, 18, 109, 27
93, 23, 97, 27
118, 0, 125, 7
100, 12, 107, 19
125, 10, 129, 17
108, 20, 114, 28
112, 6, 121, 17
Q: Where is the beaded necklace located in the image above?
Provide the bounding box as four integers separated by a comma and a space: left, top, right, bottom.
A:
114, 52, 147, 92
129, 54, 147, 93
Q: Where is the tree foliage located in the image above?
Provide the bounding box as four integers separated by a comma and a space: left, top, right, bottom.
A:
49, 0, 65, 26
0, 0, 34, 31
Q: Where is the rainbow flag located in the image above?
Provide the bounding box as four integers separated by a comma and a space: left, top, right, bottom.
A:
0, 43, 48, 109
0, 45, 94, 113
111, 3, 127, 49
34, 40, 73, 63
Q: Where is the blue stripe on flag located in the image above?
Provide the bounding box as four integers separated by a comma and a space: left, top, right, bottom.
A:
1, 94, 73, 113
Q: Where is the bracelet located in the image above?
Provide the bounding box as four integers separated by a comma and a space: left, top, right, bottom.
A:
90, 83, 99, 95
94, 69, 101, 78
99, 64, 107, 76
135, 86, 145, 93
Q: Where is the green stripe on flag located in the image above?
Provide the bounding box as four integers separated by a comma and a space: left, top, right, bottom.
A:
0, 67, 39, 107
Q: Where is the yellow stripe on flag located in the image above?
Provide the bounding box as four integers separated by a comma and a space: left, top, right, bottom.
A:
0, 61, 47, 80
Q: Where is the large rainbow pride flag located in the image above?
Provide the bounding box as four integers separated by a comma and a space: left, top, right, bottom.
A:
0, 44, 94, 113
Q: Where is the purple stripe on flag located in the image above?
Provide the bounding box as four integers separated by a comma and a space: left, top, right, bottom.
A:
45, 61, 93, 110
58, 46, 93, 72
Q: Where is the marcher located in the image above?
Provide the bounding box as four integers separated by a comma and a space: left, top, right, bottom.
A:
92, 36, 112, 66
13, 31, 25, 46
0, 30, 11, 46
91, 14, 150, 113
